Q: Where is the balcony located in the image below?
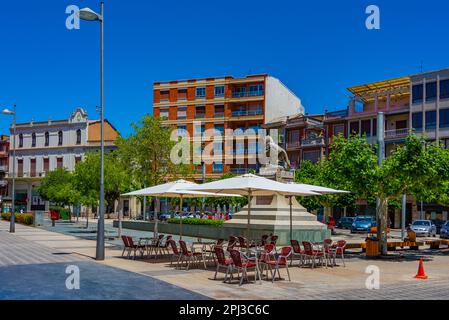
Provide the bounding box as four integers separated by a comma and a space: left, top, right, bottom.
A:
232, 90, 264, 98
5, 171, 47, 179
0, 180, 6, 187
214, 112, 225, 118
301, 137, 325, 147
231, 109, 263, 117
230, 167, 256, 174
286, 141, 301, 149
385, 128, 409, 139
0, 165, 7, 172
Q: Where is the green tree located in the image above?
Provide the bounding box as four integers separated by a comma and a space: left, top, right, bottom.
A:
73, 151, 131, 215
116, 115, 191, 190
321, 134, 449, 255
38, 168, 80, 208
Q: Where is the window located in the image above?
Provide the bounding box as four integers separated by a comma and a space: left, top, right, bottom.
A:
412, 112, 423, 130
214, 86, 225, 97
160, 90, 169, 102
215, 125, 224, 135
303, 150, 321, 164
248, 84, 264, 96
213, 162, 223, 173
57, 157, 63, 169
333, 124, 345, 136
75, 156, 82, 164
45, 132, 49, 146
177, 125, 188, 137
372, 118, 377, 136
18, 159, 23, 177
19, 134, 23, 148
195, 106, 205, 118
43, 158, 49, 174
194, 124, 205, 136
412, 84, 423, 103
396, 120, 407, 130
440, 109, 449, 128
214, 105, 224, 117
76, 129, 82, 145
441, 79, 449, 100
426, 82, 437, 102
31, 133, 36, 147
58, 131, 63, 146
30, 158, 36, 177
349, 121, 360, 135
196, 87, 206, 98
160, 109, 169, 120
425, 110, 436, 129
177, 106, 187, 120
361, 120, 371, 137
177, 89, 187, 101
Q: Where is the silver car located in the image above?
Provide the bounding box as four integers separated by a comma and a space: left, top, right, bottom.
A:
410, 220, 437, 237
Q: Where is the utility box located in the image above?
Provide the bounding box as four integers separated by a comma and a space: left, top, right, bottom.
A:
33, 211, 45, 227
366, 237, 380, 257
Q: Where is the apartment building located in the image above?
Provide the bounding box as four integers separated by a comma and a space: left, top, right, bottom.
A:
153, 74, 304, 181
0, 135, 9, 197
7, 107, 119, 212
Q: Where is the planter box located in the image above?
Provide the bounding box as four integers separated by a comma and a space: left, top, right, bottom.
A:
113, 220, 330, 245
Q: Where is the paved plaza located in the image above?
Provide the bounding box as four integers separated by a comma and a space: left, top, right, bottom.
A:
1, 220, 449, 300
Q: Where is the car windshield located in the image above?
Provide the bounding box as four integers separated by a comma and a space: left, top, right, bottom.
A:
356, 218, 372, 222
413, 221, 430, 226
444, 221, 449, 227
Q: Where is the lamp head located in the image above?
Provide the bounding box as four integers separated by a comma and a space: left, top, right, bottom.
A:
78, 7, 102, 21
1, 109, 15, 115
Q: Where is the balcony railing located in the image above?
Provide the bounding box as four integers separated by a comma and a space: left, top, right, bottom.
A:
232, 90, 264, 98
0, 165, 7, 172
6, 171, 47, 178
0, 180, 7, 187
385, 128, 409, 139
301, 137, 325, 147
230, 167, 256, 174
231, 110, 263, 117
286, 141, 301, 149
214, 112, 225, 118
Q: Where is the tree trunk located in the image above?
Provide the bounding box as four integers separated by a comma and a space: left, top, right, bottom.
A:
376, 197, 388, 256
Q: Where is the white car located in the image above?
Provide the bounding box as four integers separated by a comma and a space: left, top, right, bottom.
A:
410, 220, 437, 237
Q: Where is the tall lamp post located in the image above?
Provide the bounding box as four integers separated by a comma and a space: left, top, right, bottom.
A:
2, 105, 16, 233
78, 3, 105, 260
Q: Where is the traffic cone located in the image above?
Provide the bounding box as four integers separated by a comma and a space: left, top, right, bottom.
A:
414, 258, 428, 279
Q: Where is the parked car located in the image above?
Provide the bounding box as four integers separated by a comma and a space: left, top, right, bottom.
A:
158, 213, 172, 221
440, 221, 449, 239
350, 216, 376, 233
410, 220, 436, 237
337, 217, 355, 229
432, 219, 446, 234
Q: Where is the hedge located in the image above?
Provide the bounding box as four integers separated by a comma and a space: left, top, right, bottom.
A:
1, 213, 34, 225
167, 218, 224, 227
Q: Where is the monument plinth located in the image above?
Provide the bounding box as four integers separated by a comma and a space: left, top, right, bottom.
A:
224, 141, 330, 245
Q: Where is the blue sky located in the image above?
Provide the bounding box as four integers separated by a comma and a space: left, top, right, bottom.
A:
0, 0, 448, 136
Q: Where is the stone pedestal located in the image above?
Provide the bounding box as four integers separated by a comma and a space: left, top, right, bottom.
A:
223, 167, 330, 245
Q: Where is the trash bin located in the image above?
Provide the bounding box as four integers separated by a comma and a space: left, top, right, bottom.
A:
365, 237, 380, 257
33, 211, 44, 227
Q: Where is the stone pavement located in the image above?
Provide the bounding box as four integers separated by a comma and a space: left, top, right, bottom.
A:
0, 222, 208, 300
1, 220, 449, 300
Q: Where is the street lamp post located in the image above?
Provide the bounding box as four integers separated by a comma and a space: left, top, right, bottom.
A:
78, 2, 105, 260
2, 105, 16, 233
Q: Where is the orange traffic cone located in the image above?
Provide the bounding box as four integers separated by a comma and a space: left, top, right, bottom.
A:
414, 258, 428, 279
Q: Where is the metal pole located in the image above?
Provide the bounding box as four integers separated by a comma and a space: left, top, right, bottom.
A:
401, 193, 406, 240
289, 196, 293, 242
10, 104, 16, 233
376, 112, 385, 254
201, 161, 205, 213
96, 1, 105, 261
247, 190, 252, 240
179, 195, 183, 240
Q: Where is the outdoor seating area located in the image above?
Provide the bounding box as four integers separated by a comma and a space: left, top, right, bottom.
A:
120, 233, 347, 286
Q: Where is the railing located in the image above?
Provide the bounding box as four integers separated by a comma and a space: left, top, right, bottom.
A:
195, 113, 205, 119
301, 137, 325, 147
0, 180, 7, 187
232, 90, 264, 98
384, 128, 409, 139
230, 167, 256, 174
0, 165, 7, 172
231, 110, 263, 117
286, 141, 301, 149
214, 112, 225, 118
5, 171, 46, 178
